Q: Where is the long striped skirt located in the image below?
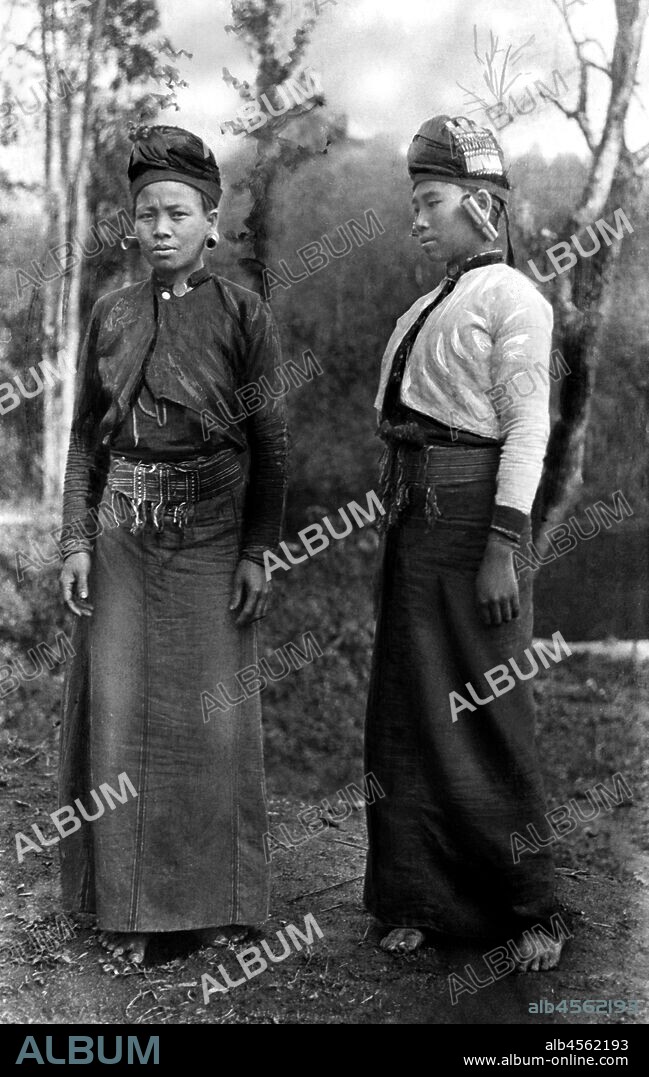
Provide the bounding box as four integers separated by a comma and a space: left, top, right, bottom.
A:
364, 464, 556, 938
59, 478, 269, 932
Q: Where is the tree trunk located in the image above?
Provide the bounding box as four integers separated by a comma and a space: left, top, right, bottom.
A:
39, 0, 106, 505
39, 0, 67, 506
231, 0, 325, 296
535, 158, 640, 552
534, 0, 649, 551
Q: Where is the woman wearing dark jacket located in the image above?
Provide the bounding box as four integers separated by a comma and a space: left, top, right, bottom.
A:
59, 125, 288, 963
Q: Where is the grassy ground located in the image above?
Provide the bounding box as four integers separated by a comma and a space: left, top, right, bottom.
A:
1, 509, 648, 1023
0, 694, 647, 1026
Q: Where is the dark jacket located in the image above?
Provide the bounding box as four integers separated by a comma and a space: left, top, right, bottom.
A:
61, 271, 288, 559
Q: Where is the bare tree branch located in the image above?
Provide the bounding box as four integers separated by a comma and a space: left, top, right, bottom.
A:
535, 0, 649, 552
548, 0, 609, 154
583, 58, 612, 76
551, 96, 597, 153
574, 0, 649, 225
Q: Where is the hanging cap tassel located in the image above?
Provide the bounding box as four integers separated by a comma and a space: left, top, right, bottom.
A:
502, 203, 516, 268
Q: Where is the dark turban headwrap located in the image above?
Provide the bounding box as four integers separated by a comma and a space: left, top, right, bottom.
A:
408, 114, 515, 265
127, 125, 222, 208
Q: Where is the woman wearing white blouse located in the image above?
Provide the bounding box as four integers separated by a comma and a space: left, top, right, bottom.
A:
365, 115, 566, 975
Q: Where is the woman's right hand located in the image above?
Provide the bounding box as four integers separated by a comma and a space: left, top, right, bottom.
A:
60, 553, 94, 617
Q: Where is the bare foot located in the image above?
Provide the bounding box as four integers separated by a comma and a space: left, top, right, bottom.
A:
196, 924, 255, 948
98, 931, 149, 964
514, 933, 564, 972
380, 928, 427, 954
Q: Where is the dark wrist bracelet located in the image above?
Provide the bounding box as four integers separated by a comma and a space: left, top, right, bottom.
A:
240, 552, 267, 568
487, 530, 518, 550
489, 526, 520, 548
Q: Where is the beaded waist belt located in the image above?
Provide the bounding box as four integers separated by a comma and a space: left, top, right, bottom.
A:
378, 442, 501, 531
108, 452, 242, 533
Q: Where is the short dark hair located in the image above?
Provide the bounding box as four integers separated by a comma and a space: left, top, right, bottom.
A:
200, 191, 218, 214
133, 187, 218, 214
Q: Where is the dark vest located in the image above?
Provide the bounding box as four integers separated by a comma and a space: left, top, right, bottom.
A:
74, 273, 268, 454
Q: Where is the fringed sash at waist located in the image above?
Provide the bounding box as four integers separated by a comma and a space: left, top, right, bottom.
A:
378, 441, 501, 531
108, 451, 242, 534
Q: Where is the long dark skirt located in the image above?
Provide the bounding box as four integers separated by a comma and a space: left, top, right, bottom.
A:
59, 479, 269, 932
364, 477, 556, 938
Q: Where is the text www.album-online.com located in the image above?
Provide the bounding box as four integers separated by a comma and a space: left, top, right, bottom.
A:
463, 1055, 629, 1067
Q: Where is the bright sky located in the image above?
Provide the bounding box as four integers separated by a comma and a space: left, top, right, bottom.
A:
150, 0, 645, 162
0, 0, 647, 175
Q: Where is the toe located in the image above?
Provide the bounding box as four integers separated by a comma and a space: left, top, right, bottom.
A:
230, 930, 251, 945
405, 930, 425, 951
124, 936, 149, 963
540, 944, 561, 970
198, 930, 232, 948
198, 925, 253, 948
380, 930, 399, 952
380, 929, 425, 954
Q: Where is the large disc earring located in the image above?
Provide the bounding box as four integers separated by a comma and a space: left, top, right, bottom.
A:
120, 236, 140, 251
204, 231, 219, 250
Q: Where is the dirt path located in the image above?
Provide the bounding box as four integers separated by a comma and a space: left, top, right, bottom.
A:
1, 742, 647, 1026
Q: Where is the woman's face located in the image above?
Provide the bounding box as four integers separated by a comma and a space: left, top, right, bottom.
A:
134, 181, 217, 279
411, 180, 493, 267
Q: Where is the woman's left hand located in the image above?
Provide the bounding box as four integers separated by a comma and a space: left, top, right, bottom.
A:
230, 559, 271, 626
476, 536, 520, 627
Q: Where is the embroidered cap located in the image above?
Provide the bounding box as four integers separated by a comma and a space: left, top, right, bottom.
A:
408, 115, 510, 201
